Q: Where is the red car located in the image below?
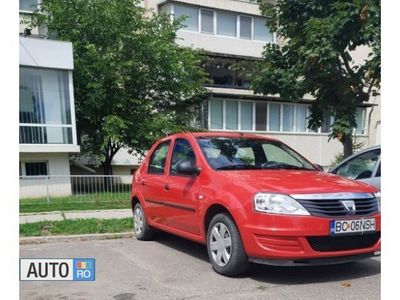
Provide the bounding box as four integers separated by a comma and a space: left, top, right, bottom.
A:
131, 132, 381, 276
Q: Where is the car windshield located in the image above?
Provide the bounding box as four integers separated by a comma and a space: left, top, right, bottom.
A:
196, 137, 316, 171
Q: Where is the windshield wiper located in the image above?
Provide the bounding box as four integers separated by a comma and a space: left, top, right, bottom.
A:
215, 164, 262, 171
261, 162, 313, 170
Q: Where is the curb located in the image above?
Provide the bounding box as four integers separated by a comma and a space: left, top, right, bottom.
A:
19, 208, 132, 216
20, 232, 134, 245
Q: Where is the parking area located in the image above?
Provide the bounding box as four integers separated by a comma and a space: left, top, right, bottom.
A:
20, 234, 380, 300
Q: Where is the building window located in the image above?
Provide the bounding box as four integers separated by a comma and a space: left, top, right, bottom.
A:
20, 0, 37, 12
255, 102, 267, 131
201, 9, 214, 34
253, 17, 273, 42
209, 99, 325, 133
355, 108, 366, 134
170, 4, 273, 42
19, 67, 73, 144
203, 56, 252, 89
208, 99, 368, 135
174, 4, 199, 32
239, 15, 252, 39
210, 99, 223, 129
217, 11, 237, 37
295, 104, 307, 132
320, 111, 333, 133
282, 104, 294, 132
226, 100, 238, 130
240, 102, 253, 131
23, 162, 48, 176
268, 103, 281, 131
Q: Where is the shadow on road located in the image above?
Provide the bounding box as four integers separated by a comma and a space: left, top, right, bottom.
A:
153, 232, 380, 284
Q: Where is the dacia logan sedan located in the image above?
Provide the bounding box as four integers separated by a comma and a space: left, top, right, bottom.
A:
131, 132, 381, 276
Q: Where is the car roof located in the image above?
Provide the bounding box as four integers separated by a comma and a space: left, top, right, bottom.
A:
165, 131, 279, 141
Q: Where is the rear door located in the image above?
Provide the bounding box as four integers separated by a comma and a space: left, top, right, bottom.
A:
164, 138, 201, 236
139, 140, 171, 225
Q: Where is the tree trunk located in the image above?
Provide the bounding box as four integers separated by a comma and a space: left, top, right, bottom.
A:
341, 134, 354, 159
102, 158, 113, 191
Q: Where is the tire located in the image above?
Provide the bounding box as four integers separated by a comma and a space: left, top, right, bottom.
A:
207, 213, 249, 276
133, 203, 154, 240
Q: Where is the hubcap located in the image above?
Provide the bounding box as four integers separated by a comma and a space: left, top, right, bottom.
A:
209, 222, 232, 267
134, 207, 144, 236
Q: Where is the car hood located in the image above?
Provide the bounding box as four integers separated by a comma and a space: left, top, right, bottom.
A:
218, 170, 377, 195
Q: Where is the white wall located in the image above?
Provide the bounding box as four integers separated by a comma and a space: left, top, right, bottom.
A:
19, 153, 73, 198
263, 133, 369, 167
176, 30, 265, 58
20, 37, 74, 70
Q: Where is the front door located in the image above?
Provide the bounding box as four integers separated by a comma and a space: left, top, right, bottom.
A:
140, 140, 171, 225
164, 138, 201, 236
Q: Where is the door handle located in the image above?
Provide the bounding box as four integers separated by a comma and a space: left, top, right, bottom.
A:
141, 180, 145, 186
164, 183, 170, 191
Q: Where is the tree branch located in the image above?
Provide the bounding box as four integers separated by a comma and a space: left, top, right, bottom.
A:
340, 53, 354, 76
366, 77, 375, 96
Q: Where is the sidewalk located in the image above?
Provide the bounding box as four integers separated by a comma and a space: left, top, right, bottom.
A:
19, 209, 132, 224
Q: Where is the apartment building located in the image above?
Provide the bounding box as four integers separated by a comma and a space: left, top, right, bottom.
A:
144, 0, 380, 167
19, 0, 79, 197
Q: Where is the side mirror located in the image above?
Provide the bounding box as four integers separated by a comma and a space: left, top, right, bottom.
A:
313, 164, 324, 171
176, 160, 201, 176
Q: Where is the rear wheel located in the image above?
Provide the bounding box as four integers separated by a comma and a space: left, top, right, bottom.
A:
133, 203, 154, 240
207, 213, 249, 276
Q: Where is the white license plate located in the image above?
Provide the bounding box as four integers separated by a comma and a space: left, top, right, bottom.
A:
330, 218, 376, 235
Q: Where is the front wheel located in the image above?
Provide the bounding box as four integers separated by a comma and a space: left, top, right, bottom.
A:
207, 213, 249, 276
133, 203, 154, 240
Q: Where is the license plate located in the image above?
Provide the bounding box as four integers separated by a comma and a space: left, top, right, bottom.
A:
330, 218, 376, 235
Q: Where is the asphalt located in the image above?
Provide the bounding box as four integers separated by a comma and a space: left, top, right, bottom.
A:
20, 233, 381, 300
19, 209, 132, 224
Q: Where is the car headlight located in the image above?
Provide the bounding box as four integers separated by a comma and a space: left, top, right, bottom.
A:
254, 193, 310, 215
374, 192, 381, 212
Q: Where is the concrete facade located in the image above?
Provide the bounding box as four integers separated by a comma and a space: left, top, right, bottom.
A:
19, 4, 80, 197
144, 0, 379, 167
19, 153, 73, 198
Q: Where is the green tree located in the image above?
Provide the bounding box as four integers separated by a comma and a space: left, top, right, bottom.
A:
251, 0, 380, 158
31, 0, 207, 174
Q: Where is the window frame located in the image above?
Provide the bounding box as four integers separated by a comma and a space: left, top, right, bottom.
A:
208, 99, 368, 135
19, 0, 39, 13
20, 161, 49, 176
169, 138, 197, 177
200, 8, 215, 34
19, 66, 78, 145
170, 3, 275, 43
147, 140, 171, 175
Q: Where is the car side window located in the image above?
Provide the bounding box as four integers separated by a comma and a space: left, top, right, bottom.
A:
375, 162, 381, 177
335, 149, 380, 180
170, 139, 196, 175
148, 141, 170, 174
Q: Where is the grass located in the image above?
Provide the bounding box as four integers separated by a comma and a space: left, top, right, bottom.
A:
20, 192, 131, 213
20, 218, 133, 237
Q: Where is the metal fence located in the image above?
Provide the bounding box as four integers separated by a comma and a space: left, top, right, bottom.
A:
19, 175, 132, 205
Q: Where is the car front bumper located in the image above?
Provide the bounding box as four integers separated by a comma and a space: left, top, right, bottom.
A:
236, 210, 381, 262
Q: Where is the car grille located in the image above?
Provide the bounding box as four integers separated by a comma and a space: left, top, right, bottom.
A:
307, 232, 380, 252
295, 197, 378, 217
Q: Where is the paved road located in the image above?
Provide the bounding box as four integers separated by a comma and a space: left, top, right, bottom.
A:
20, 234, 380, 300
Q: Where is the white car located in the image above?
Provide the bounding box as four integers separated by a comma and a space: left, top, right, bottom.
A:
330, 145, 381, 190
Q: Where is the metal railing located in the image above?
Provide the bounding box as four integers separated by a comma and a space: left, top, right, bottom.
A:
19, 175, 132, 205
